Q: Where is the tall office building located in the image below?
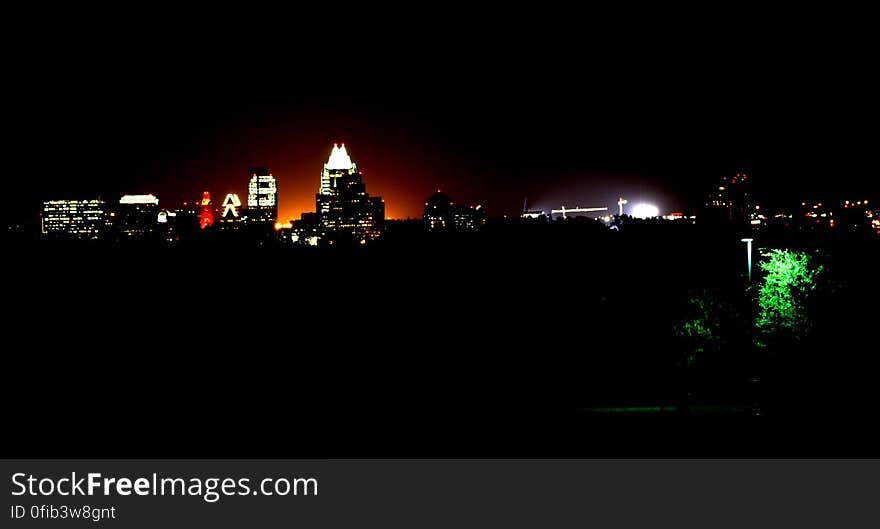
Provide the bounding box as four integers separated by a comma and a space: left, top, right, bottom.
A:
318, 144, 357, 214
118, 194, 160, 238
245, 167, 277, 223
218, 193, 243, 229
199, 191, 213, 229
41, 199, 112, 239
315, 144, 384, 241
424, 191, 453, 231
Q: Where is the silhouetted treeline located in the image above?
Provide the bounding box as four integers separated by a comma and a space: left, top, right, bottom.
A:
5, 220, 879, 456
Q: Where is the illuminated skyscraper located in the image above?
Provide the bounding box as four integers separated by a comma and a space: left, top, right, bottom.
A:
424, 191, 453, 231
41, 199, 112, 239
315, 144, 384, 241
318, 144, 357, 214
218, 193, 242, 229
199, 191, 213, 229
245, 167, 277, 223
118, 194, 160, 238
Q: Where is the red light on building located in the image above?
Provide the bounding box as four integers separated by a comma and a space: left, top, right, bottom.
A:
199, 191, 213, 229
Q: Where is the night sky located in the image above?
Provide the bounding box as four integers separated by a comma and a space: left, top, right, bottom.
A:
7, 6, 876, 226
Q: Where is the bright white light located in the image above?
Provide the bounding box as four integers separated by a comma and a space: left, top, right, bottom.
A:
631, 203, 659, 218
222, 193, 241, 218
325, 143, 354, 170
120, 194, 159, 205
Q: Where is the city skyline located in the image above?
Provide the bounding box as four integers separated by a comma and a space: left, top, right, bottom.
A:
30, 141, 880, 242
8, 1, 877, 232
9, 7, 880, 504
11, 87, 877, 229
21, 137, 879, 229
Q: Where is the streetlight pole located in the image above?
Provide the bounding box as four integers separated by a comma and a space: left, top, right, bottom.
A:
741, 238, 753, 282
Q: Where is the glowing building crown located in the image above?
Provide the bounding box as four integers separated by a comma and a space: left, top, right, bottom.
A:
325, 143, 354, 170
120, 194, 159, 205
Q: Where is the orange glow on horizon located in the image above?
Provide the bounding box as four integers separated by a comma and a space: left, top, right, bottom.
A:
161, 139, 470, 223
267, 143, 415, 222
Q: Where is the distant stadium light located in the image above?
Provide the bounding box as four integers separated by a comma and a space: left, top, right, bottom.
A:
631, 203, 659, 218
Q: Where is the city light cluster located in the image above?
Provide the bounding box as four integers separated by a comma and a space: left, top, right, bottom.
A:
40, 145, 389, 245
37, 160, 879, 243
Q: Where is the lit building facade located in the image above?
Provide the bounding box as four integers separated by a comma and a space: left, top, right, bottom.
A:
118, 194, 160, 238
453, 205, 486, 231
290, 212, 320, 245
199, 191, 213, 229
423, 191, 486, 232
218, 193, 243, 229
41, 199, 112, 239
245, 167, 277, 223
424, 191, 453, 230
315, 144, 384, 241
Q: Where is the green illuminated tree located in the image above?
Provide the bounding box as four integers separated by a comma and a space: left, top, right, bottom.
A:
675, 290, 724, 368
754, 249, 823, 342
673, 288, 751, 412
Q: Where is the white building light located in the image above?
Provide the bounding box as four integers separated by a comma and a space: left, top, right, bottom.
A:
120, 194, 159, 205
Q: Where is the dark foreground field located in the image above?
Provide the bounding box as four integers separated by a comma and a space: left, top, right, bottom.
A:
4, 222, 879, 456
